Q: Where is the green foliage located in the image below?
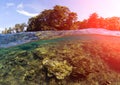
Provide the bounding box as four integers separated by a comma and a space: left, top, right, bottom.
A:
2, 7, 120, 34
78, 12, 120, 30
27, 5, 77, 31
2, 23, 27, 34
14, 23, 27, 33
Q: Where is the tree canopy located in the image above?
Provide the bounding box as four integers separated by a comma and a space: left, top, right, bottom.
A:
2, 5, 120, 34
2, 23, 27, 34
78, 13, 120, 31
27, 5, 77, 31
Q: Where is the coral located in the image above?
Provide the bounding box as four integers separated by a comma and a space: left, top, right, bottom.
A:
42, 57, 72, 80
35, 47, 48, 55
1, 34, 120, 85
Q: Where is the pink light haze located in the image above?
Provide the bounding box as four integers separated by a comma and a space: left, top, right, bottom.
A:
68, 0, 120, 20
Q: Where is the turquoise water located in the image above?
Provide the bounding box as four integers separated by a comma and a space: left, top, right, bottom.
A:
1, 34, 120, 85
0, 34, 104, 56
0, 35, 86, 57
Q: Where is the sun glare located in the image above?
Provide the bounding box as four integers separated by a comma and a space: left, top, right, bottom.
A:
97, 0, 120, 18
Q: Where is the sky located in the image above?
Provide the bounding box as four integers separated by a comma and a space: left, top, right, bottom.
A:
1, 0, 120, 31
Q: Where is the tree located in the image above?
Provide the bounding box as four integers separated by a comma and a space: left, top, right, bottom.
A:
13, 23, 27, 33
7, 27, 12, 34
19, 23, 27, 32
14, 24, 21, 33
78, 19, 88, 29
105, 17, 120, 30
87, 13, 99, 28
27, 5, 77, 31
2, 28, 8, 34
98, 17, 105, 28
1, 23, 27, 34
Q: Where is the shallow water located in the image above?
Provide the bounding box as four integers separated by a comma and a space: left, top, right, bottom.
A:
0, 33, 120, 85
1, 28, 120, 48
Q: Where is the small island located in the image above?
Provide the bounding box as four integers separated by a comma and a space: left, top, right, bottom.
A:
1, 4, 120, 85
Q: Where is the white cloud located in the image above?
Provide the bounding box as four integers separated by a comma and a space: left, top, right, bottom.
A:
16, 3, 39, 17
16, 9, 38, 17
17, 3, 24, 9
26, 4, 46, 12
6, 3, 15, 7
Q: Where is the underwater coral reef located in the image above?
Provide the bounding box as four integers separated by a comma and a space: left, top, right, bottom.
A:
0, 34, 120, 85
